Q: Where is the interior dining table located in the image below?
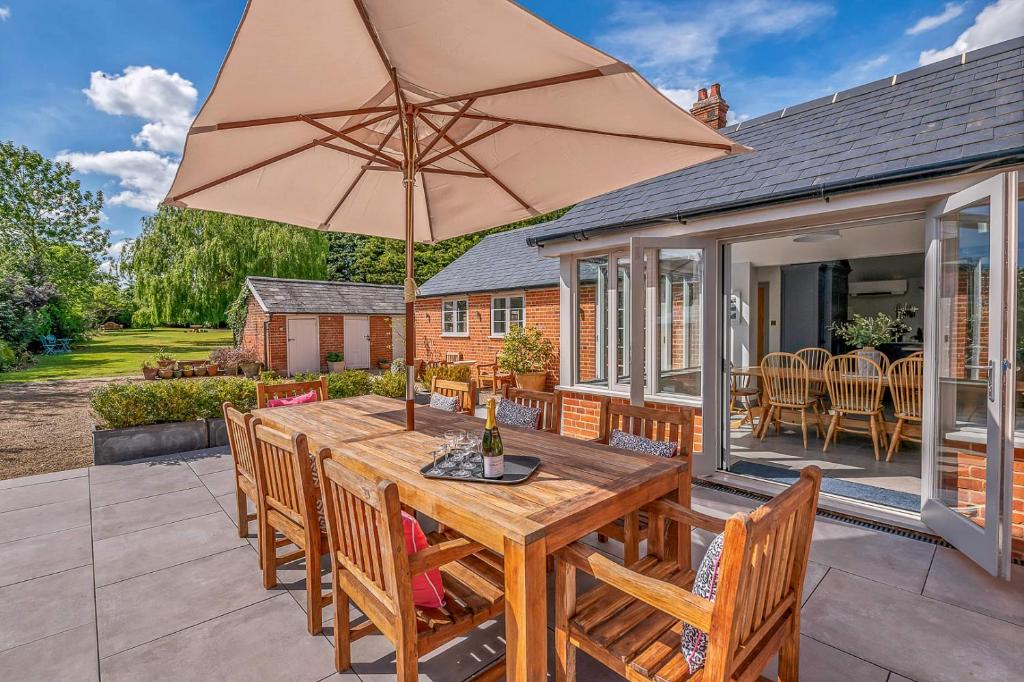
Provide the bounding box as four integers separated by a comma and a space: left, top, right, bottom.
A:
251, 395, 690, 681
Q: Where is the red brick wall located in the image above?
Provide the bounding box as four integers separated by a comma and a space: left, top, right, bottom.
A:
559, 389, 704, 454
266, 314, 288, 372
318, 315, 344, 370
370, 316, 394, 365
240, 297, 268, 365
415, 288, 560, 388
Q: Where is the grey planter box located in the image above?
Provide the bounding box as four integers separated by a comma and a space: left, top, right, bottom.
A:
207, 417, 228, 447
93, 420, 209, 465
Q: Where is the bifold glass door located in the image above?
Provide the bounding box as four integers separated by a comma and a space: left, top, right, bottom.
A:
924, 171, 1018, 579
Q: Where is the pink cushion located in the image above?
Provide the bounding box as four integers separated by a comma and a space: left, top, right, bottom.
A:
266, 390, 319, 408
402, 511, 446, 608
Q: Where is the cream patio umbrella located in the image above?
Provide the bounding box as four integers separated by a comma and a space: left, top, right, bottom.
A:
164, 0, 749, 430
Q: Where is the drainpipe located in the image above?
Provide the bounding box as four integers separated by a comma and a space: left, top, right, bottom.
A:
263, 320, 270, 369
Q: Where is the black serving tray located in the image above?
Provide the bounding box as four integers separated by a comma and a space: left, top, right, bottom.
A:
420, 454, 540, 485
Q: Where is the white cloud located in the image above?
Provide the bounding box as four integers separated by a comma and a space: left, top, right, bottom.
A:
99, 240, 129, 274
84, 66, 197, 153
906, 2, 965, 35
0, 7, 9, 21
55, 150, 178, 211
658, 86, 700, 109
919, 0, 1024, 64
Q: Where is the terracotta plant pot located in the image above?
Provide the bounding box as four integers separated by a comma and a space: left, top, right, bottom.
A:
157, 360, 174, 369
182, 367, 194, 377
515, 371, 546, 391
142, 366, 158, 380
206, 364, 219, 376
158, 368, 173, 379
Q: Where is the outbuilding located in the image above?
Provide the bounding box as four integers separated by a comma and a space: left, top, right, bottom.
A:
240, 276, 405, 375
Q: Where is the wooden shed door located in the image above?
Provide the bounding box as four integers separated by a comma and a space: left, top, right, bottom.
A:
286, 317, 320, 375
344, 316, 370, 369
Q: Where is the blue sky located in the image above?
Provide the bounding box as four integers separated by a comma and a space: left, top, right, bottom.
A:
1, 0, 1022, 256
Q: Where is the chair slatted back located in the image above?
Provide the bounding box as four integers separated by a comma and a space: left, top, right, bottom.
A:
256, 377, 329, 409
445, 351, 462, 364
251, 421, 314, 529
598, 400, 695, 459
824, 354, 884, 414
430, 377, 477, 413
795, 347, 832, 372
760, 353, 810, 407
222, 402, 257, 483
503, 387, 561, 432
888, 356, 924, 419
315, 449, 410, 632
706, 467, 822, 679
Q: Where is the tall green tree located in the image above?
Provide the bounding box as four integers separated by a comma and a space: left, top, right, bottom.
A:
326, 208, 569, 285
124, 207, 328, 326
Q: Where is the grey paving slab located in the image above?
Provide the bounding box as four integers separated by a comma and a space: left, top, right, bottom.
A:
0, 525, 92, 588
0, 467, 88, 491
99, 594, 337, 681
0, 475, 89, 513
274, 552, 336, 625
761, 634, 889, 681
93, 511, 247, 587
96, 545, 270, 657
199, 467, 237, 497
90, 464, 201, 508
88, 454, 198, 485
0, 565, 95, 652
802, 569, 1024, 682
808, 518, 935, 593
0, 498, 90, 544
888, 675, 915, 682
91, 485, 220, 541
923, 545, 1024, 625
185, 449, 234, 476
0, 623, 98, 682
802, 560, 828, 604
214, 491, 254, 529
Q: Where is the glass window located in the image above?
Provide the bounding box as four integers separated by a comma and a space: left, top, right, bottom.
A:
576, 256, 608, 386
442, 298, 468, 335
657, 249, 702, 396
491, 295, 525, 336
615, 256, 631, 385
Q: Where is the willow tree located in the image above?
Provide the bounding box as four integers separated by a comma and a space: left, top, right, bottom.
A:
124, 207, 327, 326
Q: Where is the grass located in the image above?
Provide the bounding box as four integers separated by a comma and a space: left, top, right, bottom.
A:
0, 327, 234, 383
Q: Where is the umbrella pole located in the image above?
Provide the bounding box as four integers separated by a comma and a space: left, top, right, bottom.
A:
403, 107, 416, 431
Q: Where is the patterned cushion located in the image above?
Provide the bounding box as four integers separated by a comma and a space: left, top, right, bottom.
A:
429, 392, 460, 412
496, 399, 542, 429
681, 533, 725, 674
307, 453, 327, 534
609, 429, 678, 458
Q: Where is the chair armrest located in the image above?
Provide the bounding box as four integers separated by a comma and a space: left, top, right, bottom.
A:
556, 542, 713, 632
642, 500, 727, 534
408, 537, 485, 575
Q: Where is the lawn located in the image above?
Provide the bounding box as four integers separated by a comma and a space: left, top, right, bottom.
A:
0, 327, 234, 382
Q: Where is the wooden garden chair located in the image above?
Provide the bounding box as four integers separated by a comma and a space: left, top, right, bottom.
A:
502, 386, 562, 432
475, 356, 514, 394
249, 419, 332, 634
758, 352, 825, 449
886, 356, 923, 461
554, 466, 822, 682
429, 376, 477, 413
314, 448, 505, 679
594, 399, 694, 566
822, 354, 888, 460
256, 376, 329, 409
222, 403, 260, 544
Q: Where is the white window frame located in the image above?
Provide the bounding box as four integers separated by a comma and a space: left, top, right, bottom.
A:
490, 293, 526, 337
441, 297, 469, 337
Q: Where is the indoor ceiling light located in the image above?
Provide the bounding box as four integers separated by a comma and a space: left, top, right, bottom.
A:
793, 229, 841, 243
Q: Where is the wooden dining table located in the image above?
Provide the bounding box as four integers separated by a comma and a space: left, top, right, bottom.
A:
252, 395, 689, 681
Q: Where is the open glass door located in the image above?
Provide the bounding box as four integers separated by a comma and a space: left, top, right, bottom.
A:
923, 171, 1018, 579
630, 235, 723, 477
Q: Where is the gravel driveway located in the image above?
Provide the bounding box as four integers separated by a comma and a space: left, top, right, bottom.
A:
0, 378, 118, 480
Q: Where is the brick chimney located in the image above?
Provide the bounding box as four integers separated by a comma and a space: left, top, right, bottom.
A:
689, 82, 729, 130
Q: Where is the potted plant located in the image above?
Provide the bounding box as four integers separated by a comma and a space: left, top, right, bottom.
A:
181, 362, 194, 378
141, 362, 158, 380
210, 347, 239, 376
497, 324, 554, 391
831, 311, 912, 370
154, 350, 175, 368
205, 361, 219, 376
326, 351, 345, 373
158, 366, 174, 379
378, 357, 390, 370
236, 347, 262, 378
172, 364, 183, 379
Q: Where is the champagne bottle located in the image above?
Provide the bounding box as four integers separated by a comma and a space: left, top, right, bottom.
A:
482, 397, 504, 479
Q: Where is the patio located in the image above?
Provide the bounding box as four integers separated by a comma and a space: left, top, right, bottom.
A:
1, 445, 1021, 681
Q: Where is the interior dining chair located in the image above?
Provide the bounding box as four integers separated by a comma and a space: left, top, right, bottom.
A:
594, 399, 695, 566
222, 403, 260, 544
728, 365, 760, 429
823, 354, 888, 460
796, 346, 832, 410
314, 447, 505, 679
255, 376, 329, 409
502, 386, 562, 432
554, 466, 822, 682
886, 355, 924, 461
249, 419, 332, 634
429, 376, 477, 413
758, 352, 825, 449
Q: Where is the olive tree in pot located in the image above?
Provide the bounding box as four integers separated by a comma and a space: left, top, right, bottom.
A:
236, 347, 263, 378
326, 351, 345, 373
497, 324, 554, 392
830, 310, 911, 372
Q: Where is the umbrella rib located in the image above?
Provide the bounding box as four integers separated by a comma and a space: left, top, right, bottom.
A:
300, 115, 402, 168
363, 166, 487, 179
419, 109, 734, 150
191, 106, 397, 133
417, 122, 512, 169
416, 98, 476, 161
321, 120, 402, 227
418, 66, 625, 108
418, 114, 536, 214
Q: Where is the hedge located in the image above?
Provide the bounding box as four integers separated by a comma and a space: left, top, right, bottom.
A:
91, 370, 383, 429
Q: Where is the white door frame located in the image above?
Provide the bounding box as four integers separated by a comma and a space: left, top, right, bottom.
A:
343, 315, 371, 369
286, 315, 320, 376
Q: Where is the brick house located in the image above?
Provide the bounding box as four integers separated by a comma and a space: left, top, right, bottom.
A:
240, 277, 405, 375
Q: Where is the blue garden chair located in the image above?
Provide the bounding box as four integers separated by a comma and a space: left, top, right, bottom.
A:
57, 338, 72, 353
39, 336, 59, 355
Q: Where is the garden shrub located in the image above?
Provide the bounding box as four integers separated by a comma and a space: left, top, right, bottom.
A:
420, 363, 471, 387
371, 368, 406, 399
0, 340, 16, 371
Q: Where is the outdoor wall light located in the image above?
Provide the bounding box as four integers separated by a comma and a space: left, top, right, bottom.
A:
793, 229, 841, 243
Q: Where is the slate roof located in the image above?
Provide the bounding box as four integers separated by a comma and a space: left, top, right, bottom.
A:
417, 224, 560, 297
246, 277, 405, 315
527, 36, 1024, 245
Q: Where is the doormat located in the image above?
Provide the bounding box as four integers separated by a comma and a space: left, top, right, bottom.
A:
727, 460, 921, 512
